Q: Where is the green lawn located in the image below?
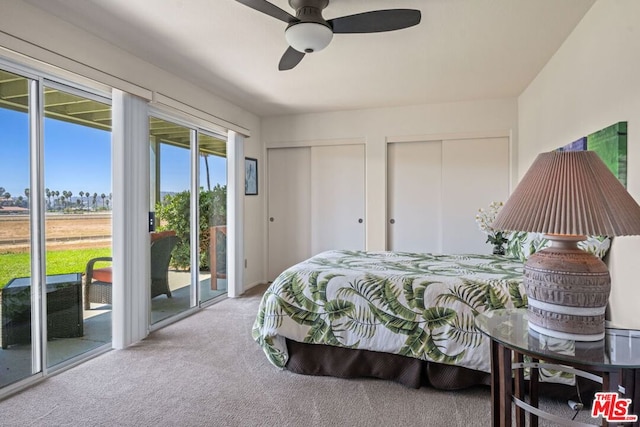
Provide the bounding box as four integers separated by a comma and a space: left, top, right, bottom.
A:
0, 248, 111, 288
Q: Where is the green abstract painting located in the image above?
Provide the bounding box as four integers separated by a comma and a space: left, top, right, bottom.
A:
587, 122, 627, 188
558, 121, 628, 188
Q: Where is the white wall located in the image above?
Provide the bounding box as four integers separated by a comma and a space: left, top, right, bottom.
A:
0, 1, 266, 292
518, 0, 640, 328
263, 99, 519, 252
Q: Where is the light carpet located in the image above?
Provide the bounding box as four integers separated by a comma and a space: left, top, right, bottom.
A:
0, 284, 595, 426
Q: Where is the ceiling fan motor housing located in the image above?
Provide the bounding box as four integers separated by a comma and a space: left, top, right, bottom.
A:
288, 0, 329, 16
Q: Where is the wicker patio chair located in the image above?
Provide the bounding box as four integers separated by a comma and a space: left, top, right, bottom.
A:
84, 231, 179, 310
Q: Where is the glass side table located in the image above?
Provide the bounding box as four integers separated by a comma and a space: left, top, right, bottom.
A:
476, 308, 640, 427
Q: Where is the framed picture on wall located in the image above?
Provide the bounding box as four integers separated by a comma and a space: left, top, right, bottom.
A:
245, 157, 258, 195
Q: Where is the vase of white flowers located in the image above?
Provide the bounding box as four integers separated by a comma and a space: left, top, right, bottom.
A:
475, 201, 508, 255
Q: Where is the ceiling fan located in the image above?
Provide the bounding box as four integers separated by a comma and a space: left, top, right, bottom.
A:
236, 0, 421, 70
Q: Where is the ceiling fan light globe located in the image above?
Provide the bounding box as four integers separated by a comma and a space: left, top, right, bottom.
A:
285, 22, 333, 53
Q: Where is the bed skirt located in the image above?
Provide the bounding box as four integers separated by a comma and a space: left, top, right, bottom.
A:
285, 339, 489, 390
285, 339, 599, 401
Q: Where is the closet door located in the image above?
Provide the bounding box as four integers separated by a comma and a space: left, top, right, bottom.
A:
311, 144, 365, 254
267, 147, 311, 281
387, 141, 442, 253
441, 137, 509, 254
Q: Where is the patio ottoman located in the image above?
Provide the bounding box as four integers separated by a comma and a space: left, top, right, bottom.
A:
1, 273, 83, 348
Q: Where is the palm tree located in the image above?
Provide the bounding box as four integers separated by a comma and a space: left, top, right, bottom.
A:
202, 153, 211, 191
79, 191, 85, 207
92, 193, 98, 208
100, 193, 106, 207
45, 188, 51, 209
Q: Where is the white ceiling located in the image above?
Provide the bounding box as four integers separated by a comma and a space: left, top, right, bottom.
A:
24, 0, 595, 117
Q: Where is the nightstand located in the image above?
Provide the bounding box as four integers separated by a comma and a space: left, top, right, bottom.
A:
476, 308, 640, 427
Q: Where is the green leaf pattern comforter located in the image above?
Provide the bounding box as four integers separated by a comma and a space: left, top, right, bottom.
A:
252, 250, 528, 374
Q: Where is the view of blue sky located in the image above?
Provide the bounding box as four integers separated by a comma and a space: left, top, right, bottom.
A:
0, 108, 226, 199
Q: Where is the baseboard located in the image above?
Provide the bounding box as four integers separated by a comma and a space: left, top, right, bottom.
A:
241, 282, 269, 297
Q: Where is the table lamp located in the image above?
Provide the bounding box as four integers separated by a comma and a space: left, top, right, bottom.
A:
492, 150, 640, 341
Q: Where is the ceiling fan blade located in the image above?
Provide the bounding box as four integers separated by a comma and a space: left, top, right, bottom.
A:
329, 9, 421, 34
279, 46, 306, 71
236, 0, 297, 24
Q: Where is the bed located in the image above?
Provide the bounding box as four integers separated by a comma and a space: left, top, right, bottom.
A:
252, 240, 612, 391
252, 227, 613, 398
252, 249, 534, 389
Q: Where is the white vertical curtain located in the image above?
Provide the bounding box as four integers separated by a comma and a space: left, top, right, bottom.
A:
111, 89, 150, 348
227, 131, 245, 298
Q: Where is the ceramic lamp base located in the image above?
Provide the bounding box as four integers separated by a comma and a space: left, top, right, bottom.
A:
523, 235, 610, 342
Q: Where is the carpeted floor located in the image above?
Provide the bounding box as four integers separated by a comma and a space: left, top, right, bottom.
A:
0, 284, 597, 426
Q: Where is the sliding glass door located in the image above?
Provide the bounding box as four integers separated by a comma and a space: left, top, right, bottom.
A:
43, 83, 112, 367
0, 67, 112, 391
149, 117, 192, 323
149, 115, 227, 324
0, 69, 32, 387
199, 132, 227, 303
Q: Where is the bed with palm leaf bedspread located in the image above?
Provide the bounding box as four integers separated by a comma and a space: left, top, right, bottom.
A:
252, 249, 534, 389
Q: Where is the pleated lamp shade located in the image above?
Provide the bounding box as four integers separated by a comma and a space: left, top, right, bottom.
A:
493, 150, 640, 341
492, 150, 640, 236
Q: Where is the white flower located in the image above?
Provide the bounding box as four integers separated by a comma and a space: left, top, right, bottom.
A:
475, 201, 507, 245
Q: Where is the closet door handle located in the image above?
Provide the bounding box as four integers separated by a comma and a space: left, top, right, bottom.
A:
358, 218, 363, 223
389, 219, 395, 224
269, 217, 274, 222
